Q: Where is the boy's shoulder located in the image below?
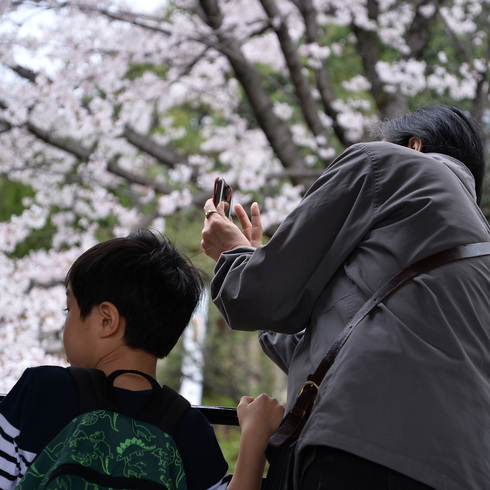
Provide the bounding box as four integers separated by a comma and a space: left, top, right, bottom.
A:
6, 365, 76, 405
1, 366, 80, 454
21, 364, 72, 382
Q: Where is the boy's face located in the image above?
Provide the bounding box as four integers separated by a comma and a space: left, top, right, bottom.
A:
63, 288, 100, 367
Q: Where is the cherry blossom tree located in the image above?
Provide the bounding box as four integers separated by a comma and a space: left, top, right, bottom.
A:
1, 0, 489, 392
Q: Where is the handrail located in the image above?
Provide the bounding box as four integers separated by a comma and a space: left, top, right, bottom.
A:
0, 394, 238, 426
193, 405, 239, 426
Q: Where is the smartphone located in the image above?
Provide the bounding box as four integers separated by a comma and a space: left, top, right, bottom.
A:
213, 177, 233, 218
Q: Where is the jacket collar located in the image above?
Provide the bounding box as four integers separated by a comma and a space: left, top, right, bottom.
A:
428, 153, 477, 201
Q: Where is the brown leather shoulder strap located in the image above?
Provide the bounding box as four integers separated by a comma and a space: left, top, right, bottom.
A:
309, 242, 490, 385
270, 242, 490, 447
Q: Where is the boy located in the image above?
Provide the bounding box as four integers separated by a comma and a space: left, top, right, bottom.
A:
0, 229, 284, 490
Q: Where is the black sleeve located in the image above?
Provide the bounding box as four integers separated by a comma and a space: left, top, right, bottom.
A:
2, 366, 79, 453
172, 408, 229, 489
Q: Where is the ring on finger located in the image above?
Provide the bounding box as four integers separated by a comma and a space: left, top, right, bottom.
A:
205, 209, 219, 219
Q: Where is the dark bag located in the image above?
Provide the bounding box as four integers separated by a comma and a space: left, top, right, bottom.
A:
262, 379, 317, 490
263, 242, 490, 490
18, 368, 190, 490
263, 439, 298, 490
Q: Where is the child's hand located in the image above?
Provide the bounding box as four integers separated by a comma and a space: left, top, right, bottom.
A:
237, 393, 285, 444
228, 394, 286, 490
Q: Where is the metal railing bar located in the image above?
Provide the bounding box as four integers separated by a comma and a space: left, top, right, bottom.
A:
0, 394, 238, 426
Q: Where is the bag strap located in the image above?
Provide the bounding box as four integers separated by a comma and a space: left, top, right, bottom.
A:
68, 367, 190, 436
270, 241, 490, 447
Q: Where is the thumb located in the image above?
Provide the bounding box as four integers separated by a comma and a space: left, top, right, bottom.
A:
217, 201, 231, 219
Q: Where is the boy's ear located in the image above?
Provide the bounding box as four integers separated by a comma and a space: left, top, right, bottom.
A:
98, 301, 123, 338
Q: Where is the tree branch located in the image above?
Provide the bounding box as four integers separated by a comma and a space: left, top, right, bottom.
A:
294, 0, 352, 146
0, 117, 11, 134
351, 0, 408, 118
406, 0, 444, 59
259, 0, 331, 149
73, 3, 174, 35
7, 63, 38, 82
122, 124, 187, 168
198, 0, 307, 178
106, 159, 173, 193
25, 120, 93, 160
267, 168, 325, 179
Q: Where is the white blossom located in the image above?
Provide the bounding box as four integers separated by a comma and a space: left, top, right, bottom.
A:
342, 75, 372, 92
376, 59, 427, 96
0, 0, 488, 392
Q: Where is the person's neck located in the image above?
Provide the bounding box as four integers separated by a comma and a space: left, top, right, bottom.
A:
94, 347, 158, 391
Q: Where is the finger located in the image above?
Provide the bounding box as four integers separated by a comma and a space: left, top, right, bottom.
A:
251, 393, 272, 408
203, 199, 217, 220
250, 202, 263, 247
203, 198, 215, 212
235, 203, 253, 240
204, 199, 225, 223
216, 201, 228, 217
237, 395, 254, 408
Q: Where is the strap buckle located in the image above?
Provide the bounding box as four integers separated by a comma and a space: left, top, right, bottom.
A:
298, 380, 319, 399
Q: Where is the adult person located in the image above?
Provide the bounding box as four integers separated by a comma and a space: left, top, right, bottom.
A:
201, 105, 490, 489
0, 229, 284, 490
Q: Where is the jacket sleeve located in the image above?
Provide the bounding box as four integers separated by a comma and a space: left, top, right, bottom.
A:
258, 330, 304, 374
210, 143, 377, 334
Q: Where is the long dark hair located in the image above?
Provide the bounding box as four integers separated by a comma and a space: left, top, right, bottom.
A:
374, 105, 486, 204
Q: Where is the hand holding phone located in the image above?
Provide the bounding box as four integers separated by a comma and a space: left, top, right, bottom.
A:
203, 181, 262, 261
213, 177, 233, 218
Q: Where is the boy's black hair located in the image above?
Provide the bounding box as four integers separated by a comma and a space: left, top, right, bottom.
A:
374, 105, 486, 204
65, 229, 204, 358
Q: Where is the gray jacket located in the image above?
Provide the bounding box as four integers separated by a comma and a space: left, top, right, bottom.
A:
211, 141, 490, 490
